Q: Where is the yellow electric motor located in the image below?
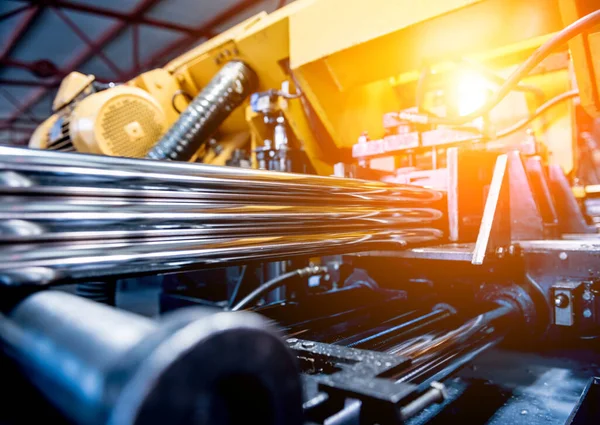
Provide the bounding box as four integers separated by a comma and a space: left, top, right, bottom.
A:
29, 72, 168, 158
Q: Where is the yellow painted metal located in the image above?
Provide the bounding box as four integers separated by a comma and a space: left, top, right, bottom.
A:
289, 0, 483, 71
52, 72, 95, 111
559, 0, 600, 118
33, 0, 588, 176
285, 0, 568, 160
129, 68, 182, 126
289, 0, 563, 89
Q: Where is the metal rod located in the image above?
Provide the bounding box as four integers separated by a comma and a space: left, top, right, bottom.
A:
0, 229, 443, 286
0, 148, 445, 285
400, 333, 503, 388
0, 205, 441, 242
392, 303, 515, 360
0, 146, 443, 203
347, 306, 454, 349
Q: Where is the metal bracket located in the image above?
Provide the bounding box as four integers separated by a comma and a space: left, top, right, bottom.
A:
288, 339, 415, 405
552, 281, 583, 326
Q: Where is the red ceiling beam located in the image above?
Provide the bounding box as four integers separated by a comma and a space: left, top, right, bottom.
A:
5, 0, 266, 125
0, 125, 38, 131
52, 7, 125, 79
0, 117, 44, 125
5, 0, 163, 125
131, 0, 265, 76
0, 78, 59, 88
14, 0, 203, 36
0, 6, 42, 60
0, 4, 31, 22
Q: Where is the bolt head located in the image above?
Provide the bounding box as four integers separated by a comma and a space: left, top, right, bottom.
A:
554, 293, 569, 308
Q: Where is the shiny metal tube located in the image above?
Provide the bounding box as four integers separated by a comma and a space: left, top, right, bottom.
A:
0, 291, 303, 425
0, 202, 442, 242
397, 332, 504, 387
0, 147, 445, 285
347, 306, 455, 349
0, 146, 443, 203
391, 303, 515, 360
0, 229, 443, 286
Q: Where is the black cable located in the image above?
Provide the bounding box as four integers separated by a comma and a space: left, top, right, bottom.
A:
459, 57, 546, 103
171, 89, 193, 114
399, 9, 600, 126
228, 265, 247, 308
429, 90, 579, 145
231, 265, 326, 311
495, 90, 579, 139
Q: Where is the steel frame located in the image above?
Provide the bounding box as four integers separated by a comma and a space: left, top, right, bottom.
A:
0, 0, 278, 144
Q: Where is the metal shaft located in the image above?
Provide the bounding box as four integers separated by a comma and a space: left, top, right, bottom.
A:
388, 303, 517, 385
390, 303, 515, 359
0, 291, 303, 425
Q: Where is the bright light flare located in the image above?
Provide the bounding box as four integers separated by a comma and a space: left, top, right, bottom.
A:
455, 71, 491, 117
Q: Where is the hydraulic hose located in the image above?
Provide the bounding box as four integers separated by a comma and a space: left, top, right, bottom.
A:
399, 9, 600, 126
231, 265, 327, 311
146, 61, 257, 161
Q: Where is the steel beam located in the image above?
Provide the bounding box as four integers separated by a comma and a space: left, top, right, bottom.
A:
0, 78, 59, 88
0, 6, 42, 60
13, 0, 203, 36
52, 7, 125, 79
0, 4, 30, 22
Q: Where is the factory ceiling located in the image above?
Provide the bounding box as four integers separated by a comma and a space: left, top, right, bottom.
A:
0, 0, 289, 146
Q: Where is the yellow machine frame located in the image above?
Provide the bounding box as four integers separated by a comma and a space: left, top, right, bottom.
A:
34, 0, 599, 176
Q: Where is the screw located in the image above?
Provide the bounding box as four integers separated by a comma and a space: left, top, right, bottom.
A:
301, 341, 315, 348
286, 338, 298, 344
583, 291, 592, 301
583, 309, 592, 318
559, 252, 568, 261
554, 293, 569, 308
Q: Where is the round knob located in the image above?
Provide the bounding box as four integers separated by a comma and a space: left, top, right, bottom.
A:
554, 293, 569, 308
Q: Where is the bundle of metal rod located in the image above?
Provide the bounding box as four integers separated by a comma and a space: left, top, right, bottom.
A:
389, 303, 517, 386
0, 147, 445, 285
0, 229, 444, 286
0, 146, 443, 204
0, 198, 442, 242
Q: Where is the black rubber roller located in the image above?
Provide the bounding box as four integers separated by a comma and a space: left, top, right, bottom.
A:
1, 291, 303, 425
146, 60, 258, 161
